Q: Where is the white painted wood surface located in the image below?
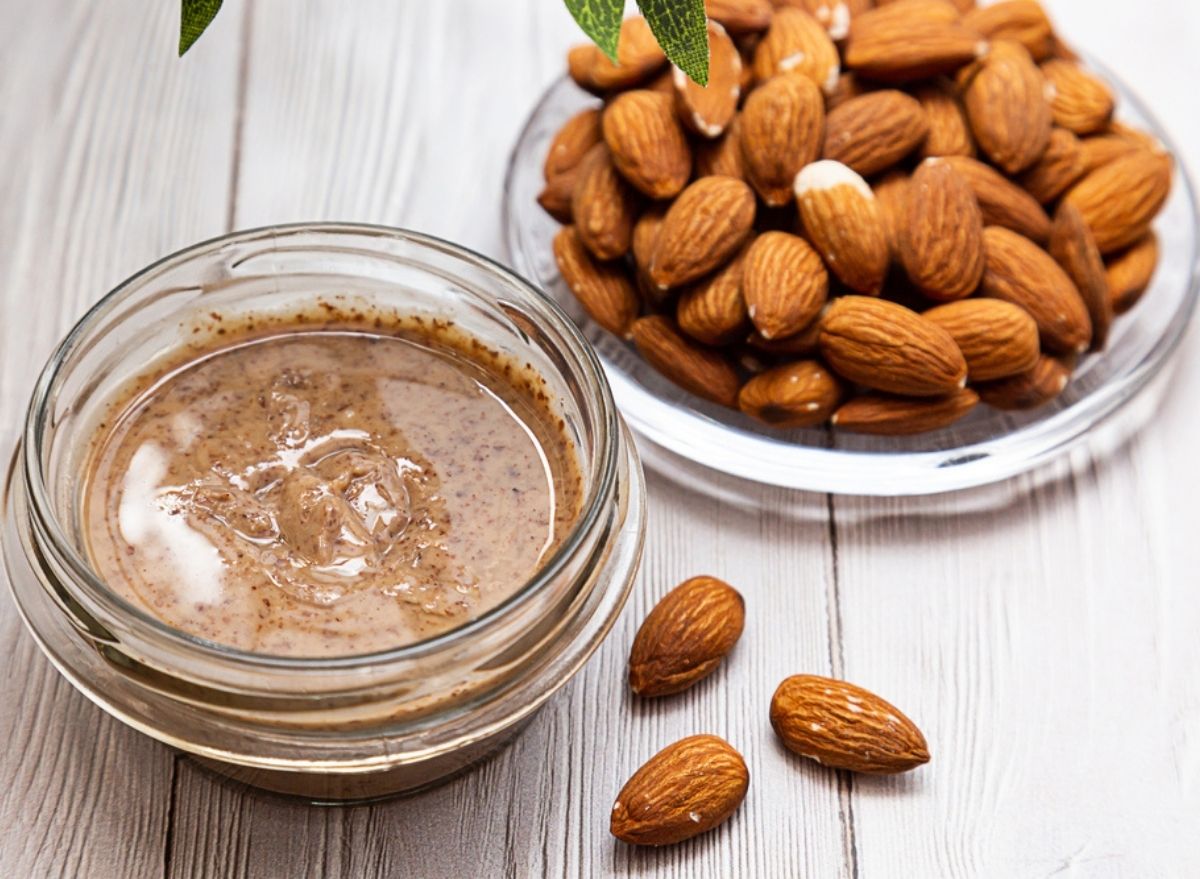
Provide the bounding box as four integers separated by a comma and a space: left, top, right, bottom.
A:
0, 2, 1198, 876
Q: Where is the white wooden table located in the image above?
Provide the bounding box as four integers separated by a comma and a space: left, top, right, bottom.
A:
2, 2, 1198, 876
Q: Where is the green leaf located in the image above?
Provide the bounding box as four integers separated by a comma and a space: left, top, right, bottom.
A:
562, 0, 625, 63
179, 0, 224, 56
637, 0, 709, 86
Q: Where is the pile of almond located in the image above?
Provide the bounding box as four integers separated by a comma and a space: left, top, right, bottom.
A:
542, 0, 1173, 435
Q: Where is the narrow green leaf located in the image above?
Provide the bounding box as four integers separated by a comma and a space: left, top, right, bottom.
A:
561, 0, 625, 63
179, 0, 224, 56
637, 0, 709, 86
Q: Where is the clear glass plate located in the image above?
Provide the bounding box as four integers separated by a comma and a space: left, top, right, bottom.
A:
502, 73, 1200, 496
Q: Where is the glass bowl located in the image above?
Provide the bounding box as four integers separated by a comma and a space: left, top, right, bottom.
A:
503, 74, 1200, 496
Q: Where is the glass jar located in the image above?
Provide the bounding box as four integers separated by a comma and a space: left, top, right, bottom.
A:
1, 224, 646, 801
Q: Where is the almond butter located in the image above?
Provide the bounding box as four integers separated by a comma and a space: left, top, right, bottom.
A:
872, 170, 910, 260
899, 157, 986, 301
1049, 201, 1112, 350
611, 735, 749, 846
795, 161, 889, 294
674, 22, 743, 139
572, 144, 638, 261
553, 227, 640, 337
963, 40, 1052, 174
975, 354, 1070, 409
603, 90, 692, 199
629, 576, 745, 697
1017, 127, 1085, 204
740, 74, 825, 206
844, 0, 984, 83
631, 315, 742, 407
822, 90, 929, 177
819, 296, 967, 395
923, 299, 1039, 380
743, 231, 829, 339
832, 388, 979, 434
752, 7, 840, 92
962, 0, 1054, 61
1106, 232, 1159, 314
677, 248, 751, 345
941, 155, 1050, 242
706, 0, 774, 34
694, 116, 747, 180
1041, 58, 1114, 135
1062, 148, 1172, 253
770, 674, 931, 772
649, 176, 756, 289
980, 225, 1091, 353
738, 360, 842, 426
916, 81, 976, 158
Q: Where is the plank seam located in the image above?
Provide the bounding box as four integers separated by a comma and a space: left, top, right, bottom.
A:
225, 0, 256, 233
160, 753, 180, 879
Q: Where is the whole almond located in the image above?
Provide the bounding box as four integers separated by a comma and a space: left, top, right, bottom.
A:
706, 0, 774, 34
738, 360, 842, 427
770, 674, 931, 773
553, 227, 640, 337
795, 160, 890, 295
832, 388, 979, 434
819, 296, 968, 395
1106, 232, 1159, 314
740, 75, 825, 206
629, 576, 745, 697
1041, 58, 1114, 135
537, 169, 579, 223
963, 40, 1052, 174
603, 91, 692, 199
790, 0, 874, 40
980, 225, 1091, 353
1062, 149, 1172, 254
694, 116, 746, 180
575, 17, 667, 93
677, 249, 751, 345
649, 176, 756, 289
822, 90, 929, 177
572, 144, 638, 261
632, 207, 666, 277
611, 735, 749, 846
1078, 131, 1145, 175
872, 170, 911, 260
900, 157, 986, 301
916, 81, 975, 158
1049, 202, 1112, 350
631, 315, 742, 407
976, 354, 1070, 409
923, 299, 1039, 380
752, 7, 840, 93
544, 107, 603, 182
674, 22, 742, 139
942, 155, 1050, 242
962, 0, 1054, 61
743, 231, 829, 340
1017, 127, 1085, 204
844, 0, 984, 82
746, 315, 824, 356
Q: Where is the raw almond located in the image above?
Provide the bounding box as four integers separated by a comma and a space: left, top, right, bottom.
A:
544, 107, 603, 181
899, 157, 985, 301
822, 90, 929, 177
694, 116, 746, 180
916, 81, 975, 158
769, 674, 931, 773
1062, 149, 1172, 253
975, 354, 1070, 409
962, 0, 1054, 61
611, 735, 749, 846
923, 299, 1039, 380
795, 160, 889, 295
649, 176, 756, 289
572, 144, 638, 260
674, 22, 742, 139
537, 169, 579, 223
743, 231, 829, 339
631, 315, 742, 407
628, 576, 745, 697
738, 360, 842, 427
872, 170, 910, 260
677, 249, 751, 345
819, 296, 968, 395
603, 90, 692, 199
740, 74, 825, 206
746, 314, 825, 356
1017, 127, 1085, 204
1106, 232, 1159, 314
752, 7, 841, 92
553, 227, 640, 336
844, 0, 984, 83
1078, 131, 1144, 174
941, 155, 1050, 242
572, 17, 667, 93
1049, 202, 1112, 349
980, 225, 1091, 353
1041, 58, 1114, 135
963, 40, 1052, 174
706, 0, 774, 33
832, 388, 979, 434
632, 208, 666, 276
788, 0, 874, 41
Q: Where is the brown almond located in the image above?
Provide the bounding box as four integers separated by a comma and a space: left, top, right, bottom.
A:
738, 360, 842, 427
1049, 202, 1112, 350
872, 170, 911, 260
752, 7, 841, 92
677, 249, 751, 345
544, 107, 603, 182
537, 169, 579, 223
1106, 232, 1159, 314
844, 0, 984, 83
832, 388, 979, 434
746, 315, 824, 356
941, 155, 1050, 242
795, 160, 890, 295
822, 90, 929, 177
819, 296, 967, 395
632, 208, 666, 277
740, 74, 825, 206
630, 315, 742, 407
980, 225, 1091, 353
694, 116, 746, 180
1062, 149, 1173, 254
976, 354, 1070, 409
963, 40, 1052, 174
629, 576, 745, 697
962, 0, 1054, 61
649, 176, 756, 289
674, 22, 743, 139
578, 17, 667, 93
899, 157, 986, 301
790, 0, 874, 40
743, 231, 829, 340
603, 91, 692, 199
572, 144, 638, 261
770, 674, 931, 772
916, 81, 976, 158
1041, 58, 1114, 135
611, 735, 749, 846
706, 0, 774, 33
923, 299, 1039, 380
1078, 132, 1144, 174
553, 227, 640, 337
1017, 127, 1085, 204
